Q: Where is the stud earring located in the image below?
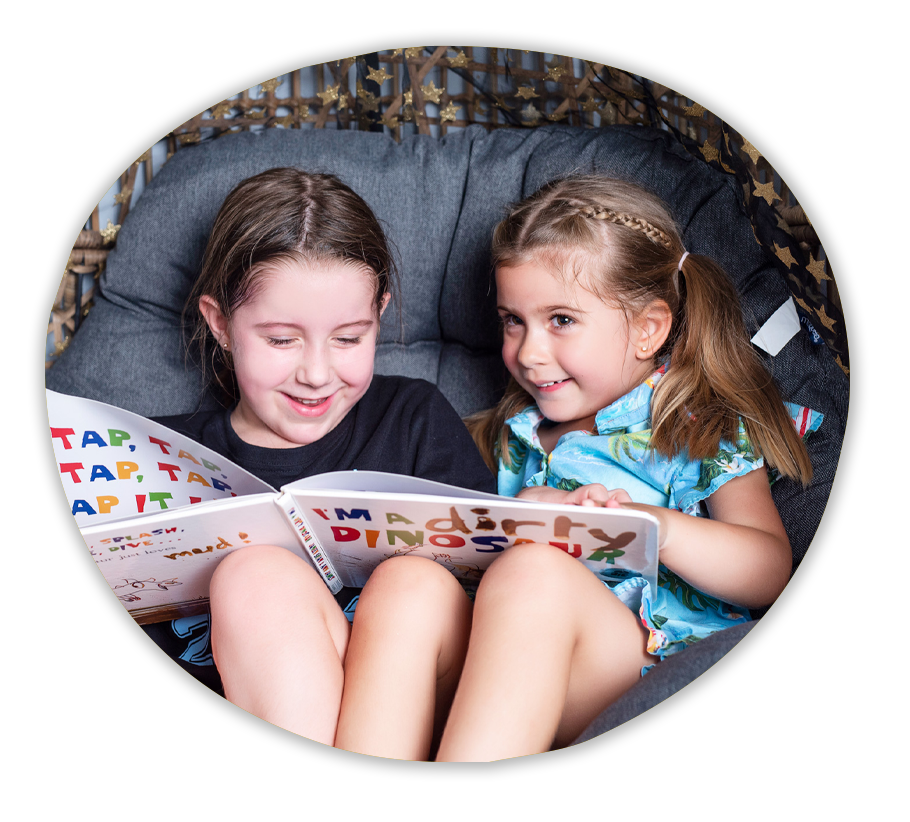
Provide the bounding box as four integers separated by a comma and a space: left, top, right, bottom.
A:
641, 345, 648, 352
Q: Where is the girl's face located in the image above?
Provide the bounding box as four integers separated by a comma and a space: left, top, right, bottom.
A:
496, 259, 654, 432
202, 259, 387, 449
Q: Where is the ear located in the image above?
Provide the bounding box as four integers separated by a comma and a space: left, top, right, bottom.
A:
632, 300, 672, 360
378, 291, 392, 318
198, 295, 231, 348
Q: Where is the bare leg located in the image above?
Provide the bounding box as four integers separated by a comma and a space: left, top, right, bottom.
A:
209, 544, 350, 745
435, 543, 652, 762
334, 557, 473, 760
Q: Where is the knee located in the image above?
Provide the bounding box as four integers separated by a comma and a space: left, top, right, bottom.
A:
361, 556, 467, 615
477, 543, 578, 603
210, 544, 324, 607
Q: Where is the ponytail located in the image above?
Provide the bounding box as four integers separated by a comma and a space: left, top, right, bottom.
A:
651, 253, 814, 484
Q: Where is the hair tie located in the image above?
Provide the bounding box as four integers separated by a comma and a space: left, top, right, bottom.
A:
678, 251, 689, 272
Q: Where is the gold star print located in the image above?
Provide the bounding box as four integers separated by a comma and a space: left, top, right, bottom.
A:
683, 102, 706, 118
317, 84, 340, 106
793, 295, 811, 314
297, 103, 313, 121
245, 109, 265, 119
357, 83, 379, 113
440, 101, 461, 122
211, 102, 233, 119
515, 85, 538, 100
421, 80, 443, 104
581, 96, 600, 113
773, 242, 797, 268
753, 178, 782, 206
806, 254, 831, 283
100, 220, 120, 245
366, 66, 392, 85
741, 139, 761, 164
391, 48, 403, 56
835, 355, 849, 375
815, 303, 837, 332
405, 47, 423, 59
113, 187, 132, 205
381, 113, 399, 129
275, 114, 294, 128
178, 132, 200, 144
546, 111, 567, 122
260, 78, 280, 94
544, 61, 567, 82
337, 93, 349, 109
449, 50, 470, 68
404, 90, 413, 106
699, 141, 720, 164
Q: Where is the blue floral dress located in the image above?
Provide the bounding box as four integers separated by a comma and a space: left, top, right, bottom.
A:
497, 365, 823, 664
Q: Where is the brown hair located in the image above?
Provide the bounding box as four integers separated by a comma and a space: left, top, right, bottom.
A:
468, 175, 813, 484
184, 167, 397, 403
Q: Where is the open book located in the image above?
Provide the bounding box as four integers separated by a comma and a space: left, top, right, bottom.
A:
47, 389, 660, 624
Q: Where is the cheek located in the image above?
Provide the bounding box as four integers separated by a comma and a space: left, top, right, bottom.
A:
335, 344, 377, 387
500, 337, 520, 373
233, 345, 288, 388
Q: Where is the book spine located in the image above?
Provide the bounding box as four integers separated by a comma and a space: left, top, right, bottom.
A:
275, 494, 344, 595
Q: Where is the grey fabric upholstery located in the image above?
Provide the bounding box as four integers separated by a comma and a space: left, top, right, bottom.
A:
46, 123, 848, 742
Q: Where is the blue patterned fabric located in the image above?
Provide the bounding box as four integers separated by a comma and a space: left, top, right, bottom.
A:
497, 365, 823, 661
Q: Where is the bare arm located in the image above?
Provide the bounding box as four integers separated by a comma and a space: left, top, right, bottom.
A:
624, 469, 792, 609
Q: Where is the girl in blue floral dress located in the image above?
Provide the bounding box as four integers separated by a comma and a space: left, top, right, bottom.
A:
341, 175, 821, 761
345, 177, 821, 761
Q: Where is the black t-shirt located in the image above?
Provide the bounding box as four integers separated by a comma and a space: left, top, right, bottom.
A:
143, 375, 495, 693
153, 375, 495, 494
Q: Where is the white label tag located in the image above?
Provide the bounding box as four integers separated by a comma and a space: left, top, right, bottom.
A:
751, 297, 801, 356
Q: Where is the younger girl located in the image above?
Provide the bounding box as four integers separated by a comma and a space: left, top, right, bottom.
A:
153, 167, 494, 749
352, 175, 820, 761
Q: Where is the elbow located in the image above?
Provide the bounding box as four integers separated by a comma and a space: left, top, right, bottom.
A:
744, 539, 793, 609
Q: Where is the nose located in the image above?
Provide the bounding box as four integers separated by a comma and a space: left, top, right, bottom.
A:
296, 344, 332, 388
516, 327, 549, 368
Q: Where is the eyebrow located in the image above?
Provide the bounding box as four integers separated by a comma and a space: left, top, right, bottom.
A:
255, 319, 376, 331
496, 303, 587, 315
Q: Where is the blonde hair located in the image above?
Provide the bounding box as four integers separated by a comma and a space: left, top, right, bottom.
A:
468, 175, 813, 484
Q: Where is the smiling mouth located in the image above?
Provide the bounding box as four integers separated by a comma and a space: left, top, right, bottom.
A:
535, 379, 570, 389
291, 396, 329, 407
284, 392, 335, 415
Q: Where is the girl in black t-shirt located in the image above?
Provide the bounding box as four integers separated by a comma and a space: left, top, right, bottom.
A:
182, 168, 493, 750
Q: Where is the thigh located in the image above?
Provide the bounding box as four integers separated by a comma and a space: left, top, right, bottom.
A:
475, 543, 651, 750
210, 544, 350, 663
553, 565, 652, 748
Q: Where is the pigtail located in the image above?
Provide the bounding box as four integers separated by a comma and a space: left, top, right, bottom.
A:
651, 253, 814, 484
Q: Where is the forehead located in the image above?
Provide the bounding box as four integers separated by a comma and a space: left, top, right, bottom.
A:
496, 250, 609, 305
238, 257, 377, 316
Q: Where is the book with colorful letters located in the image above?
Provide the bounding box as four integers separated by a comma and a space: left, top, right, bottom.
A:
47, 389, 660, 624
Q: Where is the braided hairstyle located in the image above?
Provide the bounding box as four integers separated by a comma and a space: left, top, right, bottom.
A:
468, 175, 812, 484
